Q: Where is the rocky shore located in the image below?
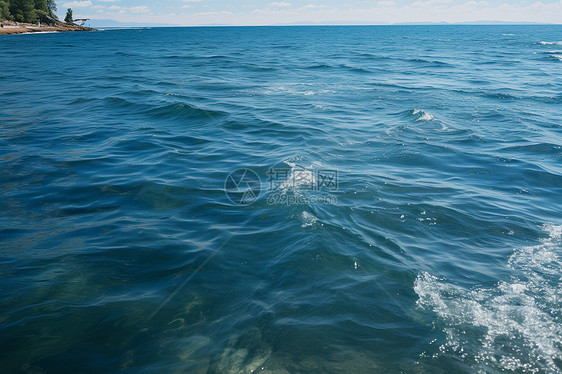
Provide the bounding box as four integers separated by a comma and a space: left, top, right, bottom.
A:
0, 20, 94, 35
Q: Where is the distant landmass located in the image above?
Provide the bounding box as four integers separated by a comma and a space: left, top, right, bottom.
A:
84, 19, 553, 28
395, 20, 548, 25
274, 20, 549, 26
87, 19, 178, 28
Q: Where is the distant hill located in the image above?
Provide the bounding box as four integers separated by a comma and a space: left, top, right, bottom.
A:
88, 19, 178, 28
80, 18, 553, 29
395, 20, 547, 25
274, 20, 549, 26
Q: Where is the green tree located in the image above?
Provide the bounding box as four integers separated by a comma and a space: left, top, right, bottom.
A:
33, 0, 50, 23
0, 0, 58, 22
47, 0, 56, 16
0, 0, 12, 20
34, 0, 48, 12
10, 0, 36, 22
34, 8, 50, 23
64, 7, 72, 23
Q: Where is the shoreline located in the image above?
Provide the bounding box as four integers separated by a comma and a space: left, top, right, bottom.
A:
0, 21, 94, 35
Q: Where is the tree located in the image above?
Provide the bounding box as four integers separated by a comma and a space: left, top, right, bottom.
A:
0, 0, 58, 21
33, 0, 48, 22
10, 0, 36, 22
0, 0, 12, 20
47, 0, 56, 16
34, 0, 48, 12
64, 7, 72, 23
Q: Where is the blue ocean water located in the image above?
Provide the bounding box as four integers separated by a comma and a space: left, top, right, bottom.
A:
1, 25, 562, 373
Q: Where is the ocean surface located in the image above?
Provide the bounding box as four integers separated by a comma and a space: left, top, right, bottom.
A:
1, 25, 562, 373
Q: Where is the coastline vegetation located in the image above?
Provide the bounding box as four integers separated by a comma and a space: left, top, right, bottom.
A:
64, 7, 71, 23
0, 0, 57, 24
0, 0, 92, 34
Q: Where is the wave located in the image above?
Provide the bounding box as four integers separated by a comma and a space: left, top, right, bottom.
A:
407, 58, 453, 67
68, 96, 228, 122
407, 109, 435, 121
114, 51, 137, 57
104, 96, 139, 109
538, 41, 562, 45
480, 92, 519, 101
338, 64, 372, 73
242, 64, 277, 72
303, 63, 372, 73
277, 160, 317, 193
260, 86, 336, 97
370, 82, 426, 91
306, 63, 333, 69
387, 109, 455, 133
144, 102, 227, 121
415, 224, 562, 373
300, 211, 318, 228
538, 49, 562, 61
100, 97, 227, 121
499, 142, 561, 154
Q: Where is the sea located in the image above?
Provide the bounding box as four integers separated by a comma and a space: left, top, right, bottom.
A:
1, 25, 561, 373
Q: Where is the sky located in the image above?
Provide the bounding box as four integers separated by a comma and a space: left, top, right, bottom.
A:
58, 0, 562, 26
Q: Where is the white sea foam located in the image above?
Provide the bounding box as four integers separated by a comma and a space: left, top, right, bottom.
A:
539, 41, 562, 45
414, 224, 562, 373
277, 160, 318, 193
262, 86, 336, 97
14, 31, 61, 35
550, 54, 562, 61
300, 211, 318, 228
413, 109, 434, 121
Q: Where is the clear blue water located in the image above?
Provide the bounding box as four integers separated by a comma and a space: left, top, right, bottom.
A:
1, 25, 562, 373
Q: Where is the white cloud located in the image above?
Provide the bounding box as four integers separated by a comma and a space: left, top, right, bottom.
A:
413, 0, 452, 6
62, 1, 92, 8
103, 5, 149, 13
377, 1, 395, 7
464, 0, 487, 5
302, 4, 327, 9
129, 6, 149, 13
270, 2, 292, 7
75, 0, 562, 26
196, 11, 233, 15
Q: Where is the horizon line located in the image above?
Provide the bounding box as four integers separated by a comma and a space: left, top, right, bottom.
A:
89, 21, 562, 28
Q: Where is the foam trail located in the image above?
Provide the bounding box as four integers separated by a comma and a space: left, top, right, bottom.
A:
415, 224, 562, 373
